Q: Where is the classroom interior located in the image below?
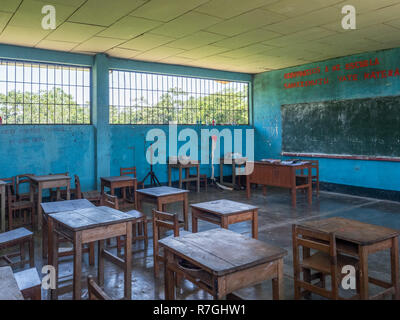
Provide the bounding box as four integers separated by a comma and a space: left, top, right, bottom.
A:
1, 0, 400, 301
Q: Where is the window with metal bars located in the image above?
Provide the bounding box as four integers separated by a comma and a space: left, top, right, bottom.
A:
0, 59, 91, 124
109, 70, 249, 125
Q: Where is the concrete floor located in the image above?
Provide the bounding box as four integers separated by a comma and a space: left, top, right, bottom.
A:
11, 185, 400, 300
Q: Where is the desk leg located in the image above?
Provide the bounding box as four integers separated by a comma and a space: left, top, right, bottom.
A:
101, 181, 105, 195
272, 259, 284, 300
246, 176, 251, 199
49, 218, 58, 300
391, 237, 399, 300
98, 240, 104, 286
1, 186, 5, 232
164, 250, 175, 300
37, 185, 43, 230
252, 209, 258, 239
307, 168, 312, 205
291, 187, 296, 208
168, 165, 172, 187
196, 164, 200, 193
124, 222, 132, 300
73, 231, 82, 300
89, 242, 95, 266
183, 194, 189, 231
66, 180, 71, 200
359, 245, 369, 300
220, 162, 223, 184
110, 185, 115, 196
191, 209, 198, 233
221, 216, 228, 230
232, 160, 236, 189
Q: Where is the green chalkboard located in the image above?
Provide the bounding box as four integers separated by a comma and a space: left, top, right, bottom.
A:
281, 96, 400, 157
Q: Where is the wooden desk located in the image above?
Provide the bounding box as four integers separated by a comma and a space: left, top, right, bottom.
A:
29, 174, 71, 230
246, 161, 312, 207
136, 186, 189, 230
41, 199, 95, 261
160, 228, 287, 300
48, 206, 135, 300
101, 176, 137, 207
0, 266, 24, 300
191, 199, 258, 239
299, 217, 400, 300
0, 180, 6, 232
168, 162, 200, 192
219, 157, 247, 189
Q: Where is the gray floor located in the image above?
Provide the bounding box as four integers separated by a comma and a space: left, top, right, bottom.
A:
16, 185, 400, 300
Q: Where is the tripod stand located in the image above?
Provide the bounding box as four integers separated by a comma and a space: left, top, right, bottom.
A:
142, 163, 161, 187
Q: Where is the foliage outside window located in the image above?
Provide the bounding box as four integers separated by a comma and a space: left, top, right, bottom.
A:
0, 59, 91, 124
109, 70, 249, 125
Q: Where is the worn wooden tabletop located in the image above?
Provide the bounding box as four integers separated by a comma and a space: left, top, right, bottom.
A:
190, 199, 258, 216
160, 228, 287, 276
137, 186, 189, 197
49, 206, 136, 231
299, 217, 400, 245
0, 266, 24, 300
41, 199, 95, 215
30, 174, 70, 182
100, 176, 136, 182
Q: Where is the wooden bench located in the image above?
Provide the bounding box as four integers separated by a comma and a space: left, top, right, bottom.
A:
14, 268, 41, 300
0, 228, 34, 268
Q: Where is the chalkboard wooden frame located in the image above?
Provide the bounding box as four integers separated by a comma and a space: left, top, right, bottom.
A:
281, 152, 400, 162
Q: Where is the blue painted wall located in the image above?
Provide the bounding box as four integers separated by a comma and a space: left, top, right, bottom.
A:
254, 47, 400, 191
0, 44, 252, 191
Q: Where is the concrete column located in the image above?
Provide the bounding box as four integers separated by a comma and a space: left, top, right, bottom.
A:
92, 54, 110, 189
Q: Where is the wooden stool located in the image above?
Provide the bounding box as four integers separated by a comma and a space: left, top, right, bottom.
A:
14, 268, 41, 300
0, 228, 34, 268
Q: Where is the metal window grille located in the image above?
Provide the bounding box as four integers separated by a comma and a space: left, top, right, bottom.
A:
0, 59, 91, 124
109, 70, 249, 125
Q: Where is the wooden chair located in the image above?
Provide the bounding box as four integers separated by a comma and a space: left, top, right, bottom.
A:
16, 174, 34, 201
49, 172, 75, 201
14, 267, 41, 300
188, 174, 208, 191
100, 194, 148, 255
87, 275, 111, 300
120, 167, 144, 189
296, 160, 319, 195
292, 224, 360, 300
0, 227, 34, 269
75, 175, 101, 205
1, 177, 15, 208
7, 183, 35, 230
152, 209, 187, 277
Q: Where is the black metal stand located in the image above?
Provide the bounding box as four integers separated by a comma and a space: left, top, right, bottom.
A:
142, 164, 161, 187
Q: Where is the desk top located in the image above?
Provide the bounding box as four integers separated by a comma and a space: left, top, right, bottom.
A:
137, 186, 189, 197
0, 180, 6, 186
191, 199, 258, 216
41, 199, 95, 215
49, 206, 135, 231
0, 266, 24, 300
299, 217, 400, 245
30, 174, 70, 182
160, 229, 287, 276
100, 176, 136, 182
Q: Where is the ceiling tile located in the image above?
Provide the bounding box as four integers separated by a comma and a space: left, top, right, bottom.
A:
0, 12, 12, 33
167, 31, 226, 50
332, 0, 400, 14
46, 22, 105, 43
177, 45, 228, 59
130, 0, 210, 22
8, 0, 77, 29
98, 16, 162, 39
73, 36, 124, 52
264, 6, 341, 34
0, 0, 23, 12
106, 47, 141, 59
0, 25, 49, 46
158, 56, 195, 65
133, 46, 185, 61
263, 27, 338, 46
386, 19, 400, 29
206, 9, 286, 36
212, 28, 282, 49
265, 0, 343, 17
219, 43, 275, 58
35, 39, 77, 51
68, 0, 147, 26
119, 33, 176, 51
195, 0, 280, 19
150, 11, 221, 38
